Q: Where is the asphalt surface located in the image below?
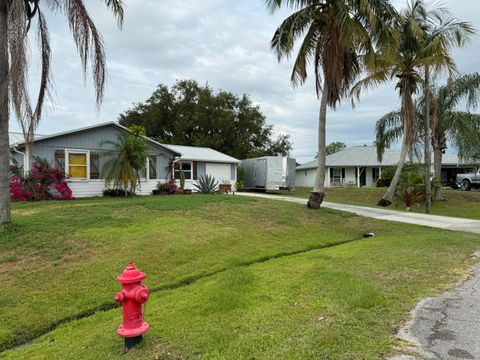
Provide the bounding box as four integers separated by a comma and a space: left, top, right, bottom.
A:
236, 192, 480, 234
391, 260, 480, 360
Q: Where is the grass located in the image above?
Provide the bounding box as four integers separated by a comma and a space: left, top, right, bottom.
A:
270, 187, 480, 220
1, 195, 479, 359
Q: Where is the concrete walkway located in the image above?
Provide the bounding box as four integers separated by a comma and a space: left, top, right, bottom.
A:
236, 192, 480, 234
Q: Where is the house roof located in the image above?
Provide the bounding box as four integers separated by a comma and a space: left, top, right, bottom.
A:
9, 132, 44, 146
9, 122, 181, 156
10, 122, 239, 163
296, 146, 474, 170
161, 144, 240, 164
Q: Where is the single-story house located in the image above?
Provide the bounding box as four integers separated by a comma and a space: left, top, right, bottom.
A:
295, 146, 476, 188
9, 122, 240, 197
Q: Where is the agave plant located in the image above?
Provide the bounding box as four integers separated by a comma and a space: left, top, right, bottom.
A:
193, 175, 218, 194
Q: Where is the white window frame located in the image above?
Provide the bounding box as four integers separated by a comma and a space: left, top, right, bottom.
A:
174, 160, 193, 180
65, 149, 90, 180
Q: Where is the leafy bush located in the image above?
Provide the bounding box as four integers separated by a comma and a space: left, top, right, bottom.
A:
10, 159, 73, 202
395, 166, 425, 211
156, 180, 178, 194
179, 170, 186, 189
193, 175, 218, 194
103, 189, 133, 197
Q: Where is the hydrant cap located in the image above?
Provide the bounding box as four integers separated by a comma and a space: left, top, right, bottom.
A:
117, 262, 146, 284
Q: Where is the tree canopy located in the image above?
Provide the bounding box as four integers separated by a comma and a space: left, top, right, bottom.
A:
119, 80, 292, 159
326, 142, 347, 155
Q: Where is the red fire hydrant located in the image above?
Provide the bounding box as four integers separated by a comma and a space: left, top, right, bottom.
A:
115, 262, 150, 349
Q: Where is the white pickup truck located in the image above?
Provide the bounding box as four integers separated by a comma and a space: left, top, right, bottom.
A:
457, 170, 480, 191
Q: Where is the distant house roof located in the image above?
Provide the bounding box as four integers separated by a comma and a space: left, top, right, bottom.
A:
296, 146, 473, 170
162, 144, 240, 164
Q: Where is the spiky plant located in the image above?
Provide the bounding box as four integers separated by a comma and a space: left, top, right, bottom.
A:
193, 175, 219, 194
0, 0, 124, 225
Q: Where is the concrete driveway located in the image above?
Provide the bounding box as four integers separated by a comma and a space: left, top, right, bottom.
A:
236, 192, 480, 234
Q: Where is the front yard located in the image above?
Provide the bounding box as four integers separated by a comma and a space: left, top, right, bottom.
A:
1, 195, 479, 359
271, 187, 480, 220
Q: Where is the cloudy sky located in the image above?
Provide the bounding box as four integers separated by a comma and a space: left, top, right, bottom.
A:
9, 0, 480, 163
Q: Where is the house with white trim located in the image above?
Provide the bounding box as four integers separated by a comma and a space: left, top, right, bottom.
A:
9, 122, 240, 197
295, 146, 476, 188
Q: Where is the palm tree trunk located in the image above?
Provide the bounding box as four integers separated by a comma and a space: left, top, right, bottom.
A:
433, 146, 443, 200
378, 121, 408, 207
0, 4, 10, 226
308, 80, 328, 209
24, 141, 32, 173
424, 66, 432, 213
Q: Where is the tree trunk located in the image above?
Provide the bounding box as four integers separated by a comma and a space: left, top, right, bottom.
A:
433, 146, 443, 200
378, 121, 409, 207
424, 66, 432, 213
24, 141, 32, 174
308, 80, 328, 209
0, 4, 10, 226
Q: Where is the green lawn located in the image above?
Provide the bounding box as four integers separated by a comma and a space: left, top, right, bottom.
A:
1, 195, 479, 359
270, 187, 480, 220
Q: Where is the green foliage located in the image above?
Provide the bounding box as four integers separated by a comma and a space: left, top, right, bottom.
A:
395, 166, 425, 210
193, 174, 219, 194
236, 166, 245, 191
101, 131, 148, 195
326, 142, 347, 155
119, 80, 292, 159
179, 170, 186, 189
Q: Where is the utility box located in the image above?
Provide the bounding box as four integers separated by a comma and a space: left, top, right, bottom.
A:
241, 156, 296, 190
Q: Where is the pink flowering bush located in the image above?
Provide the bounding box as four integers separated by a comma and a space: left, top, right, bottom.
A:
10, 159, 74, 202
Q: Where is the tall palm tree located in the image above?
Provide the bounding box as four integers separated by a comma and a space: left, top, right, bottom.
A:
266, 0, 397, 208
353, 0, 471, 207
375, 73, 480, 200
102, 130, 148, 196
0, 0, 124, 226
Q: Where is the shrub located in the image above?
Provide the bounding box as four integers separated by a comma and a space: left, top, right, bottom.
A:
395, 166, 425, 211
10, 159, 73, 202
103, 189, 133, 197
156, 180, 177, 194
179, 170, 186, 189
193, 175, 218, 194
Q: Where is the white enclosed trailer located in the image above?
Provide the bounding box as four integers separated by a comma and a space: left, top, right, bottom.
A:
241, 156, 296, 190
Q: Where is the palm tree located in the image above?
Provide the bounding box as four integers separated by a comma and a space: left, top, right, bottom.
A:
375, 73, 480, 200
102, 130, 148, 195
266, 0, 397, 208
353, 0, 471, 207
0, 0, 124, 226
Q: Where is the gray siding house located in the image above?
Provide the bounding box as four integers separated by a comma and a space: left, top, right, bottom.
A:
10, 122, 240, 197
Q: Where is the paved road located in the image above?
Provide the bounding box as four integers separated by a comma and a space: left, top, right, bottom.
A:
392, 260, 480, 360
236, 192, 480, 234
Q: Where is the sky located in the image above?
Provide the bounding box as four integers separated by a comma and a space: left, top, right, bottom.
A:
9, 0, 480, 163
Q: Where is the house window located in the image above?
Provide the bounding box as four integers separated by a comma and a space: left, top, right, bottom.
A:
332, 168, 342, 183
90, 152, 100, 180
54, 150, 65, 172
148, 155, 157, 180
174, 161, 192, 180
67, 150, 89, 179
